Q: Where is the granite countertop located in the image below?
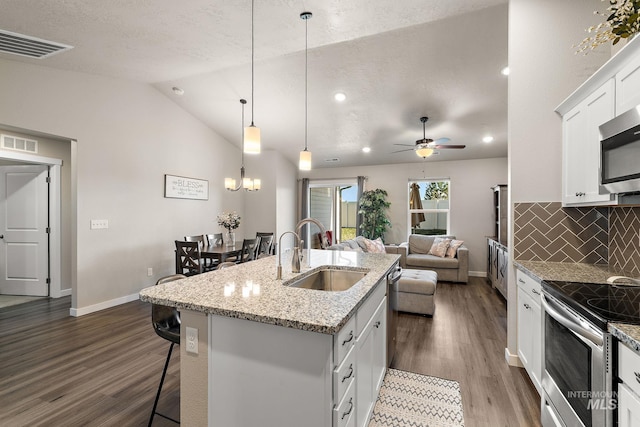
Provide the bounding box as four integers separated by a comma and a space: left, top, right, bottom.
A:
514, 260, 640, 355
139, 249, 399, 335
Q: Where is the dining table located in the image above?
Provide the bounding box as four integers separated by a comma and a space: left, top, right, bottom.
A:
201, 243, 243, 263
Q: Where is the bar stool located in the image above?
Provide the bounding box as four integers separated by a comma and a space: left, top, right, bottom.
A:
148, 274, 186, 426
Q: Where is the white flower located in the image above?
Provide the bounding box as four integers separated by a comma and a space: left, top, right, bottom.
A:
217, 211, 241, 231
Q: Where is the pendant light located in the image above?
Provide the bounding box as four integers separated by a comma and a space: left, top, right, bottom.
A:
225, 99, 261, 191
299, 11, 312, 171
244, 0, 261, 154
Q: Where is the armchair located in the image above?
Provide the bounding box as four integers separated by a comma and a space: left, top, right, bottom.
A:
398, 234, 468, 283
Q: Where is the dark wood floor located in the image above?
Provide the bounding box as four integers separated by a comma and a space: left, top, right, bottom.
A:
392, 277, 542, 427
0, 277, 540, 426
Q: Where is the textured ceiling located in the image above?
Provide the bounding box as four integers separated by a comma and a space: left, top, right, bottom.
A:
0, 0, 509, 168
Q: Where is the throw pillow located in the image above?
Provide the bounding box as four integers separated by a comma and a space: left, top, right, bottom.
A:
363, 237, 386, 254
446, 239, 464, 258
428, 237, 451, 257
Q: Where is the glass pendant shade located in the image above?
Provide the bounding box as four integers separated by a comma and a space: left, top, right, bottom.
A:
299, 150, 312, 171
253, 179, 261, 191
415, 147, 434, 158
225, 177, 236, 190
244, 125, 261, 154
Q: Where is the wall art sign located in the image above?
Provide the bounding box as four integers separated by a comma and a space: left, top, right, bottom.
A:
164, 174, 209, 200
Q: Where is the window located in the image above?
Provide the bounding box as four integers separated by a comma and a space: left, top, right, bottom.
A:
408, 179, 450, 236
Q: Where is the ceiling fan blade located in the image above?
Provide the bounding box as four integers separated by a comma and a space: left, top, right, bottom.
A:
391, 148, 416, 153
433, 144, 466, 149
393, 143, 418, 147
433, 137, 450, 144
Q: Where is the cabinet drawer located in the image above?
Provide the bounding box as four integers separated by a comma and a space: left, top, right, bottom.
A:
334, 314, 356, 365
619, 343, 640, 397
516, 269, 541, 302
334, 345, 356, 404
333, 379, 356, 427
356, 281, 386, 336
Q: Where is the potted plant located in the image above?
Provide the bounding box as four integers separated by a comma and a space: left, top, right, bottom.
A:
576, 0, 640, 53
358, 189, 391, 240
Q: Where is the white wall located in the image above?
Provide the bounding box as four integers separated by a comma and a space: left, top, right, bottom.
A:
0, 58, 255, 313
305, 157, 508, 274
507, 0, 608, 360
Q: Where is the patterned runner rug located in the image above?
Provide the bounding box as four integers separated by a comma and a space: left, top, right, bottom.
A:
369, 368, 465, 427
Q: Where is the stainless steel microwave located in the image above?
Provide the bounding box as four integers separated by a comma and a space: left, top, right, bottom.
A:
600, 105, 640, 195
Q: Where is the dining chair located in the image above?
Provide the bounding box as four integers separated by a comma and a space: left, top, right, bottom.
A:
185, 235, 216, 271
148, 274, 186, 426
255, 234, 274, 258
256, 232, 275, 255
217, 262, 237, 270
175, 240, 203, 276
206, 233, 223, 247
232, 238, 258, 263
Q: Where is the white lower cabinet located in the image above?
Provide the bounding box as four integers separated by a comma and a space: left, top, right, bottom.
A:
516, 269, 542, 394
618, 342, 640, 426
356, 297, 387, 427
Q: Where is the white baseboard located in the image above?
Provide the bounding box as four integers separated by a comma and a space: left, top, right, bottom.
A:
505, 347, 523, 367
70, 292, 139, 317
469, 271, 487, 278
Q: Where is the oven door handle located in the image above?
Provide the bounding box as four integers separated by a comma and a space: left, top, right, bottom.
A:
541, 294, 603, 347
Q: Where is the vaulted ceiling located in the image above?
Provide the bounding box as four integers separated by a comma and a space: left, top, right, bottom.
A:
0, 0, 509, 168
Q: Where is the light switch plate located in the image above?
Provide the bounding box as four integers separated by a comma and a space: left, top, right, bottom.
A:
90, 219, 109, 229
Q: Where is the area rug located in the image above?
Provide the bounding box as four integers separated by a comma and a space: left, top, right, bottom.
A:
368, 368, 465, 427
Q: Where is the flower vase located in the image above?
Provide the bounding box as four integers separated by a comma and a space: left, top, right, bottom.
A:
225, 231, 236, 247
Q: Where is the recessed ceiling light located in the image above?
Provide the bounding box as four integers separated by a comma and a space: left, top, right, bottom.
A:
334, 92, 346, 102
483, 135, 494, 143
501, 67, 510, 76
172, 86, 185, 96
362, 147, 371, 153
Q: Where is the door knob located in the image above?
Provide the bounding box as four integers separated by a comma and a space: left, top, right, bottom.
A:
0, 235, 3, 239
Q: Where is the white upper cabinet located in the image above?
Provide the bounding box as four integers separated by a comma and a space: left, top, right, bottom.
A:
557, 35, 640, 207
562, 79, 616, 206
616, 53, 640, 114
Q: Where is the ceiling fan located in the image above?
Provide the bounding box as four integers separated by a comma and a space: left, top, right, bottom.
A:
393, 116, 466, 158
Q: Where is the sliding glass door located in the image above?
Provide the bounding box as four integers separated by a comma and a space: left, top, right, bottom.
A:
306, 180, 358, 247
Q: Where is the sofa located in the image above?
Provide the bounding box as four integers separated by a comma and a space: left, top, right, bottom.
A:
398, 234, 469, 283
326, 236, 406, 261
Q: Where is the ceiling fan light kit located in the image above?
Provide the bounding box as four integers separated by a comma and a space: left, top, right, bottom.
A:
392, 116, 466, 158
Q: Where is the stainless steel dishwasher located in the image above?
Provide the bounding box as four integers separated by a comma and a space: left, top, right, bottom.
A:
386, 263, 402, 366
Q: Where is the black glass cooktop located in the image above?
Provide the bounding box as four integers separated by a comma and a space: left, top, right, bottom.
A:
542, 280, 640, 330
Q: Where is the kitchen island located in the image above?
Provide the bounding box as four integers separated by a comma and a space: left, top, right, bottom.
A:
139, 249, 400, 427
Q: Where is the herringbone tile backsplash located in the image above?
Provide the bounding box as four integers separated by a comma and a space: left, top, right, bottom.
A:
514, 202, 609, 264
609, 207, 640, 276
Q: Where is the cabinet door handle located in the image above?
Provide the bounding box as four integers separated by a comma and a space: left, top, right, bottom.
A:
342, 331, 354, 346
524, 303, 531, 310
635, 372, 640, 384
342, 364, 354, 383
374, 321, 381, 328
532, 289, 540, 295
518, 278, 525, 284
341, 398, 353, 420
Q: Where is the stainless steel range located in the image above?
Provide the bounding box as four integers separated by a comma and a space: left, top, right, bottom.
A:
540, 280, 640, 427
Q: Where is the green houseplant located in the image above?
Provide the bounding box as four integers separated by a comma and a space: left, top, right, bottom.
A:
358, 188, 391, 240
577, 0, 640, 53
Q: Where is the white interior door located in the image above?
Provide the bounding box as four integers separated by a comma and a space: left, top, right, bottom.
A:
0, 165, 49, 296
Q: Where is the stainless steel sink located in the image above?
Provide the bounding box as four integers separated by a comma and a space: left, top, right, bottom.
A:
285, 268, 367, 291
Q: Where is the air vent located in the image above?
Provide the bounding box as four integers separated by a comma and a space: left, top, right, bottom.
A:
1, 134, 38, 154
0, 29, 73, 59
324, 158, 340, 163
